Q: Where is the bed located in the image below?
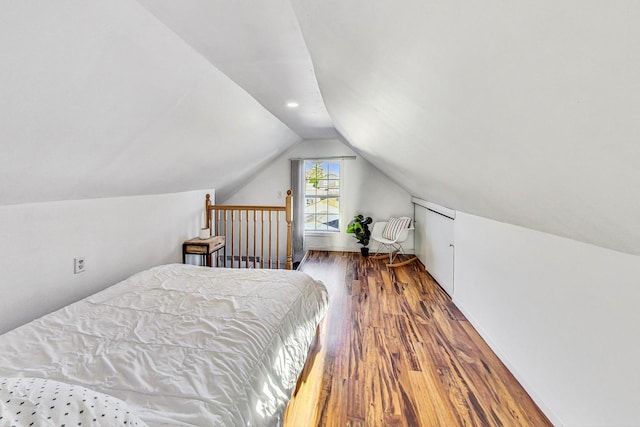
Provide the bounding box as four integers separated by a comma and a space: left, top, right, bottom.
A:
0, 264, 328, 426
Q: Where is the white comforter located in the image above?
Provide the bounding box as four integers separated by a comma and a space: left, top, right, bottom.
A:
0, 264, 328, 426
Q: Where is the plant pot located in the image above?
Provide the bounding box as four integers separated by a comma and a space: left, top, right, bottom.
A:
360, 247, 370, 257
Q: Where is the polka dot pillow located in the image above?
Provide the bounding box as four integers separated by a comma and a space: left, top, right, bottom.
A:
0, 377, 147, 426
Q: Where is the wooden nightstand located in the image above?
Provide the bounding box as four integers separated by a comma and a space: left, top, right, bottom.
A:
182, 236, 226, 267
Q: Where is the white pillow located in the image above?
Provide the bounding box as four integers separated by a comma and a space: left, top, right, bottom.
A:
0, 377, 147, 426
382, 217, 411, 240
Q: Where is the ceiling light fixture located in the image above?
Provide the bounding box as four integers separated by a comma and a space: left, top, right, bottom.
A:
286, 101, 299, 108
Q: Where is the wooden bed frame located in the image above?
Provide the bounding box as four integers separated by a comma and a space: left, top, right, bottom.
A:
205, 190, 293, 270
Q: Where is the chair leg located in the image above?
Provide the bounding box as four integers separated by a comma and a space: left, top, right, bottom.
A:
375, 243, 391, 257
387, 256, 419, 268
373, 241, 410, 263
374, 244, 384, 258
372, 243, 395, 261
388, 243, 398, 263
387, 242, 410, 264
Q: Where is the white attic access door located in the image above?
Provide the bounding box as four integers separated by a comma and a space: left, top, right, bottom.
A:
413, 198, 455, 297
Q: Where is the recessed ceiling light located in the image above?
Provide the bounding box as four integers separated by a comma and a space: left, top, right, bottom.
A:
286, 101, 299, 108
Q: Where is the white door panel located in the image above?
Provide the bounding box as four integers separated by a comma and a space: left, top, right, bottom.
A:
414, 204, 455, 296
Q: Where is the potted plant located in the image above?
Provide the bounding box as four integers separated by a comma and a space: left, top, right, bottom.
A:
346, 214, 373, 256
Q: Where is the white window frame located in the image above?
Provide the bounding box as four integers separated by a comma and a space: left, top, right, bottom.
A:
303, 159, 342, 233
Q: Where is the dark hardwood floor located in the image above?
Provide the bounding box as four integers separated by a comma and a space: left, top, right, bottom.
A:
284, 251, 551, 427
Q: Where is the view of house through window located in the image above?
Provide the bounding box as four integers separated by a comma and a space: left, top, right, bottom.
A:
305, 160, 340, 231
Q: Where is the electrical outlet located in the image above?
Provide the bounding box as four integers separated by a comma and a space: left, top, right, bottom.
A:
74, 257, 86, 274
277, 190, 283, 199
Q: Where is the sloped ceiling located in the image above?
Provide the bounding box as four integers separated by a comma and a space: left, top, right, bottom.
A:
290, 0, 640, 255
137, 0, 336, 140
0, 1, 300, 206
2, 1, 639, 256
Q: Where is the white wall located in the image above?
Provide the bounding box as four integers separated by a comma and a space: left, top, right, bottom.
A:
223, 139, 413, 252
453, 212, 640, 426
0, 189, 212, 334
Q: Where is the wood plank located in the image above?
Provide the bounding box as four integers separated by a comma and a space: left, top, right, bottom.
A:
284, 251, 551, 427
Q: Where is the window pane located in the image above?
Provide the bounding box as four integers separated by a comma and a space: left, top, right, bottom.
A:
315, 197, 328, 214
327, 197, 339, 212
316, 212, 327, 224
327, 162, 339, 178
303, 160, 340, 232
326, 215, 339, 231
305, 182, 317, 194
304, 214, 317, 230
306, 162, 324, 184
305, 200, 316, 215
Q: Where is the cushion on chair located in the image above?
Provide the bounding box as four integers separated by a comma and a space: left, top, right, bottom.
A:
382, 217, 411, 240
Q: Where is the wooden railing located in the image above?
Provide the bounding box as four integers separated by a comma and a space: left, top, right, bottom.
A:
205, 191, 293, 270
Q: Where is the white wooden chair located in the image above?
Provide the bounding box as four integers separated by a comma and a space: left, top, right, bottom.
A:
371, 217, 415, 265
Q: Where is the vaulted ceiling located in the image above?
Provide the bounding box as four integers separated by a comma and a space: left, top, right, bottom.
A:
0, 1, 303, 205
1, 1, 639, 255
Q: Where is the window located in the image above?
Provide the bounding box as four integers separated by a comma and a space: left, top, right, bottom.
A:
304, 160, 340, 232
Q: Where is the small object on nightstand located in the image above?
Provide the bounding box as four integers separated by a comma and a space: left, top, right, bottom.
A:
198, 227, 210, 239
182, 235, 225, 267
